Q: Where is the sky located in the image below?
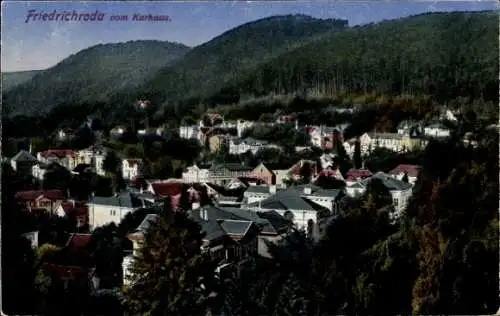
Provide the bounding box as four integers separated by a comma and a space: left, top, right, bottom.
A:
1, 1, 498, 72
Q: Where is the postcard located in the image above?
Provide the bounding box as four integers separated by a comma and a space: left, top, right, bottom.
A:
1, 1, 499, 315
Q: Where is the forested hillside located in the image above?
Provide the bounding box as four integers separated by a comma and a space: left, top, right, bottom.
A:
135, 14, 348, 103
2, 70, 42, 91
3, 40, 190, 116
213, 11, 498, 104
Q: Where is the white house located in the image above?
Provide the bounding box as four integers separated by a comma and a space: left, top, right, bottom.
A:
228, 137, 278, 155
424, 123, 451, 138
76, 145, 107, 176
246, 184, 343, 241
87, 192, 146, 229
121, 159, 143, 181
346, 172, 413, 218
182, 164, 210, 183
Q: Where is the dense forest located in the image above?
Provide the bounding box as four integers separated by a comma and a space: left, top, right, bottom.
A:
212, 11, 498, 105
3, 40, 190, 116
135, 14, 348, 104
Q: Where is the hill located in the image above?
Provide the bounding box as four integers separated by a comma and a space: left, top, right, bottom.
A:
214, 11, 498, 104
3, 40, 191, 116
2, 70, 43, 92
137, 14, 348, 104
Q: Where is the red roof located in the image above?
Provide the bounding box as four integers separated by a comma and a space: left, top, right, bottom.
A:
15, 189, 64, 201
66, 233, 92, 252
389, 164, 421, 177
346, 169, 373, 181
39, 149, 76, 159
151, 182, 183, 197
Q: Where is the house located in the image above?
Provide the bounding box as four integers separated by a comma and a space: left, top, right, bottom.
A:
121, 159, 143, 181
345, 172, 413, 218
250, 163, 277, 185
228, 137, 278, 155
388, 164, 421, 185
123, 210, 260, 286
200, 205, 291, 258
15, 189, 65, 214
41, 233, 99, 293
76, 145, 106, 176
424, 122, 451, 138
246, 184, 343, 241
10, 150, 38, 177
354, 132, 428, 155
208, 163, 254, 186
182, 164, 210, 183
87, 192, 147, 229
37, 149, 77, 171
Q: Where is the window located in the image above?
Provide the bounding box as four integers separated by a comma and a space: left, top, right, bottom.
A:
392, 198, 399, 207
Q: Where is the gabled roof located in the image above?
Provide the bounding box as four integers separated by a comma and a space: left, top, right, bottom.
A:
11, 150, 37, 162
219, 220, 253, 236
66, 233, 93, 252
202, 205, 289, 235
360, 172, 412, 191
247, 184, 333, 212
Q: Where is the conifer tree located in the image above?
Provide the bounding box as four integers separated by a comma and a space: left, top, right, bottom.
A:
122, 200, 218, 315
353, 139, 362, 169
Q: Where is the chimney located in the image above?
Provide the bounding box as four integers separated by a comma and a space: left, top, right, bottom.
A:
269, 185, 276, 195
303, 186, 312, 195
